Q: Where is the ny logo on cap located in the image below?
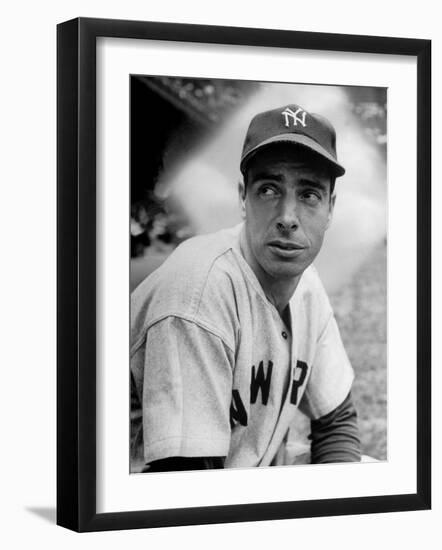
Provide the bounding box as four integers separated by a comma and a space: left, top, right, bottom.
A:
281, 107, 307, 128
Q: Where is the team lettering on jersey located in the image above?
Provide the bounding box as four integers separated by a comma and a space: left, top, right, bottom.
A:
229, 359, 309, 428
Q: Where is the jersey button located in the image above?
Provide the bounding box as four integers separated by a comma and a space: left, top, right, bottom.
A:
281, 331, 288, 339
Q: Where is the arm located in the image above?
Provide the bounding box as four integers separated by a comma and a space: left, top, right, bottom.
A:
309, 391, 361, 463
133, 316, 234, 469
299, 313, 361, 463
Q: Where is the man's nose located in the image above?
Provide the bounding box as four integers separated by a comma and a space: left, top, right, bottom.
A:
276, 195, 299, 231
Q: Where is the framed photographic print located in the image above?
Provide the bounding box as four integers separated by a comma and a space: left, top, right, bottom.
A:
57, 17, 431, 532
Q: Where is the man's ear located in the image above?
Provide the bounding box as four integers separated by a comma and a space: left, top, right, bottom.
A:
238, 179, 246, 219
326, 192, 336, 230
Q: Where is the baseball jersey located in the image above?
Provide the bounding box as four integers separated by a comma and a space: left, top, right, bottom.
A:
130, 223, 354, 468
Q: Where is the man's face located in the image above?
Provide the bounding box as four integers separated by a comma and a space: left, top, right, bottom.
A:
240, 144, 335, 282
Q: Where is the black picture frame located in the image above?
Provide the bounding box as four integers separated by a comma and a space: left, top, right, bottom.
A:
57, 17, 431, 532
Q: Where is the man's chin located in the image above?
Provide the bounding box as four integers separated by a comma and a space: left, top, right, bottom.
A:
265, 261, 306, 281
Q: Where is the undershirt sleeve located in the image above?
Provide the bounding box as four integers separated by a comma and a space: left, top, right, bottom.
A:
141, 316, 234, 464
309, 391, 361, 463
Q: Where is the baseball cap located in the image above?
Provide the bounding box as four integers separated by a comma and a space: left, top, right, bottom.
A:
240, 103, 345, 177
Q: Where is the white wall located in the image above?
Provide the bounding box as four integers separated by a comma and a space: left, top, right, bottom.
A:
0, 1, 439, 547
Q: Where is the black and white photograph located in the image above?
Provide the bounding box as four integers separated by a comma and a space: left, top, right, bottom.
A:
0, 0, 436, 543
129, 76, 387, 475
55, 12, 430, 534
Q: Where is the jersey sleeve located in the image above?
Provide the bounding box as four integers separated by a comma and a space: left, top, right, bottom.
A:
300, 314, 354, 420
135, 316, 234, 464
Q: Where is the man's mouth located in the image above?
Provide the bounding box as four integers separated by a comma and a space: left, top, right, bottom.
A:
268, 240, 305, 250
267, 240, 306, 259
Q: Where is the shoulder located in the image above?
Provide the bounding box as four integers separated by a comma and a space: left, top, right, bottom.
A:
131, 225, 242, 347
298, 265, 331, 304
292, 265, 333, 333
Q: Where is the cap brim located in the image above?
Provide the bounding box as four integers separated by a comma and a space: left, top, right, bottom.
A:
240, 133, 346, 177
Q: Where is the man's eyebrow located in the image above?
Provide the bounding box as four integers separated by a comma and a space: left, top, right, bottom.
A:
249, 171, 330, 192
298, 178, 328, 192
250, 171, 284, 183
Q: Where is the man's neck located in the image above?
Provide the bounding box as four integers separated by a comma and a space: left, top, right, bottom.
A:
239, 230, 300, 316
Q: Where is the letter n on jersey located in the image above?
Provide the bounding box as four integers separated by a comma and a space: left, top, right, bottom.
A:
230, 389, 248, 428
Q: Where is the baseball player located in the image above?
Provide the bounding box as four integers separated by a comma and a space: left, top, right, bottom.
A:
130, 103, 361, 472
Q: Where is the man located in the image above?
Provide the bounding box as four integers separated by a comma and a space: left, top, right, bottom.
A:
130, 103, 361, 472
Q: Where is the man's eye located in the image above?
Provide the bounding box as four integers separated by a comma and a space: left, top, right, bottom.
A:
259, 185, 278, 197
301, 191, 321, 205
